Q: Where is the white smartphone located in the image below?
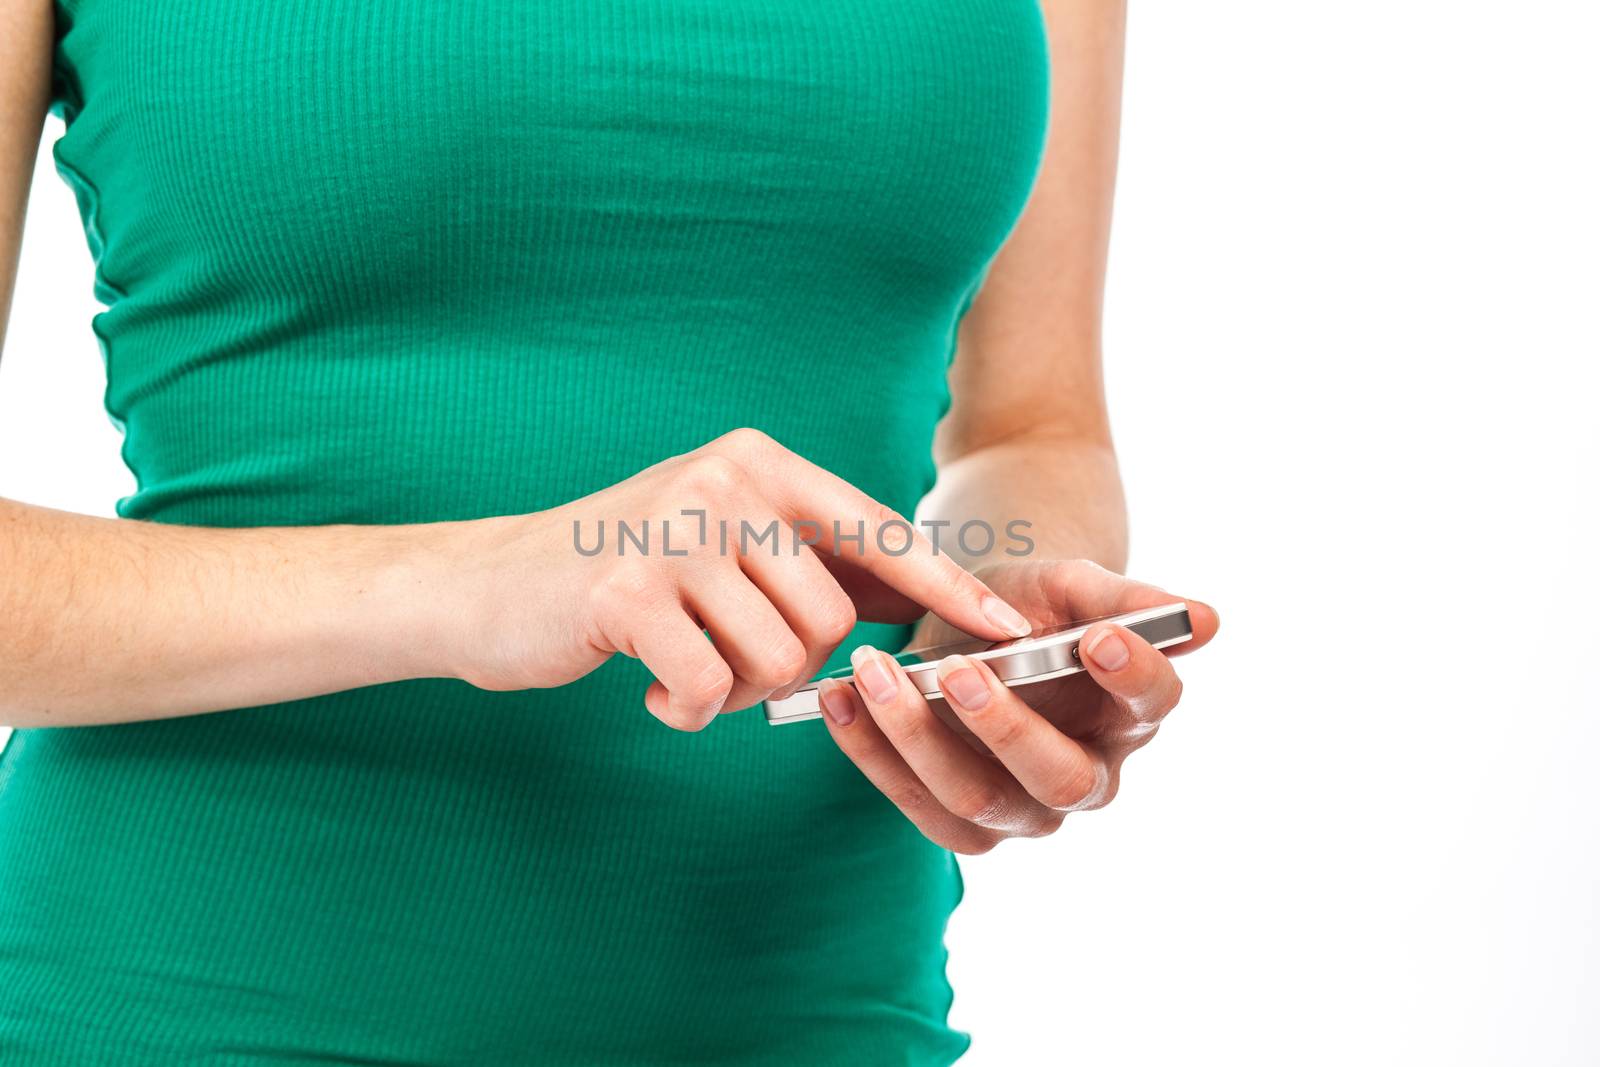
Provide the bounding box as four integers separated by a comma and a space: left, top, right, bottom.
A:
762, 602, 1193, 725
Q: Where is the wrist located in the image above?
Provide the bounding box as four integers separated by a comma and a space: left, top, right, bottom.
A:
349, 518, 500, 684
371, 511, 575, 688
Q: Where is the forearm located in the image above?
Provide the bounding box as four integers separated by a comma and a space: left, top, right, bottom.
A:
918, 0, 1128, 577
918, 430, 1128, 573
0, 498, 468, 726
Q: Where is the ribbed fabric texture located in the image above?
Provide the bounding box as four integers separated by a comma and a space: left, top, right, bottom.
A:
1, 1, 1049, 1063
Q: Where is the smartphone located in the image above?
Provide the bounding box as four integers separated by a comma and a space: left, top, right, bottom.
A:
762, 602, 1193, 725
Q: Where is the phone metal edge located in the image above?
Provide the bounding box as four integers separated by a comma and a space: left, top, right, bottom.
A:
762, 602, 1192, 726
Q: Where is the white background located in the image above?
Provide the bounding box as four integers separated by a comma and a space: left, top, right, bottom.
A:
2, 3, 1596, 1065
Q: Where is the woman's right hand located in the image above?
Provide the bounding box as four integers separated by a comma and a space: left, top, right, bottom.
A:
437, 429, 1032, 730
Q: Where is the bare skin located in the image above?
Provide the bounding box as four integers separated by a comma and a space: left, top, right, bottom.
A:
0, 0, 1216, 849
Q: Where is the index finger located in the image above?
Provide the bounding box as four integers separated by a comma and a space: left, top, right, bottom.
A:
756, 450, 1030, 643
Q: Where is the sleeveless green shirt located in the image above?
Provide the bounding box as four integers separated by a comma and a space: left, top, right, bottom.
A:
0, 1, 1048, 1061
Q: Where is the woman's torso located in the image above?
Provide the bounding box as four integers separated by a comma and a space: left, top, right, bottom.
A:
0, 1, 1048, 1062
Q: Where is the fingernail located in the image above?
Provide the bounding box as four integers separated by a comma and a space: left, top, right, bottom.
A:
936, 655, 991, 712
981, 595, 1031, 638
851, 646, 899, 704
1084, 628, 1129, 671
817, 679, 855, 727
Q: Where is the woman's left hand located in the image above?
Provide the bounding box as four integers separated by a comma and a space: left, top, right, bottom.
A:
819, 559, 1220, 853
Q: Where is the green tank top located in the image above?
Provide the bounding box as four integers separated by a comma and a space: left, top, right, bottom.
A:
0, 1, 1048, 1062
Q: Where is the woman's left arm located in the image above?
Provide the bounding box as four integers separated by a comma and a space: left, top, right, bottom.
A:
922, 0, 1128, 572
821, 1, 1220, 853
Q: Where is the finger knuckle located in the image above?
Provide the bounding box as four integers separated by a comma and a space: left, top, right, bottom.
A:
1029, 809, 1067, 837
748, 636, 807, 688
1089, 781, 1120, 810
1123, 669, 1172, 727
1041, 763, 1101, 811
1077, 765, 1119, 811
810, 595, 858, 645
867, 501, 905, 529
981, 710, 1031, 752
946, 827, 1002, 856
868, 502, 915, 554
1121, 721, 1161, 752
774, 633, 808, 673
676, 453, 747, 502
589, 560, 663, 619
684, 660, 734, 709
716, 427, 777, 459
880, 704, 937, 748
884, 781, 937, 819
948, 784, 1011, 828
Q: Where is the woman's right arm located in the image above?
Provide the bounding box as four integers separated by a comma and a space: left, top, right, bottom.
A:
2, 442, 1029, 730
